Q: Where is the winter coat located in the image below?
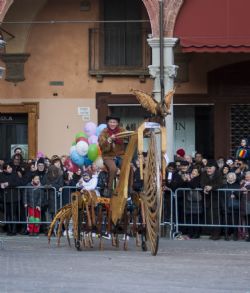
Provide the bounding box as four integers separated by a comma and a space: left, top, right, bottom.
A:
240, 182, 250, 216
76, 174, 98, 191
97, 171, 108, 194
35, 170, 47, 184
69, 174, 82, 186
98, 127, 126, 158
185, 176, 203, 214
0, 172, 22, 203
200, 170, 223, 207
200, 170, 223, 191
24, 183, 46, 208
43, 167, 64, 214
221, 182, 240, 213
165, 171, 190, 192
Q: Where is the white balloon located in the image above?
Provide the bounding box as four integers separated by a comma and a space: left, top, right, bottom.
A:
76, 141, 89, 156
95, 156, 104, 168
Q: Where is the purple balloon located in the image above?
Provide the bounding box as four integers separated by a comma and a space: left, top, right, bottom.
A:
84, 122, 97, 137
88, 135, 98, 144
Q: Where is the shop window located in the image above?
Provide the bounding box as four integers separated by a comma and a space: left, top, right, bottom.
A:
231, 104, 250, 156
0, 114, 28, 160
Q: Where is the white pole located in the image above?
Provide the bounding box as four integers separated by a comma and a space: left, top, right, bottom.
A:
148, 37, 178, 161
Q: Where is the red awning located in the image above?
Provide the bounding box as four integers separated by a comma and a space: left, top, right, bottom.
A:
174, 0, 250, 52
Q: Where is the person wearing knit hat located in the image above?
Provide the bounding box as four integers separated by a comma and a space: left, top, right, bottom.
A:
37, 157, 45, 165
176, 148, 185, 158
76, 170, 99, 196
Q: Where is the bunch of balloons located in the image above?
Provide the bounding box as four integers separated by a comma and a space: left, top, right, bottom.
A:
65, 122, 107, 172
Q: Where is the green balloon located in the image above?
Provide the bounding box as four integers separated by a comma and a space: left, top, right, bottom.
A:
75, 131, 87, 140
34, 217, 40, 223
87, 144, 98, 161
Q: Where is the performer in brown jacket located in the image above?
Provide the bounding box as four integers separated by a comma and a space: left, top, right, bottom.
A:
98, 115, 126, 197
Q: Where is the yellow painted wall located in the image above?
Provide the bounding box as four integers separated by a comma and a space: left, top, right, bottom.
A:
0, 0, 152, 157
0, 98, 97, 157
1, 0, 250, 157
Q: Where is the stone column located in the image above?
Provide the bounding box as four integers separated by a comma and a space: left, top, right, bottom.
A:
147, 37, 178, 161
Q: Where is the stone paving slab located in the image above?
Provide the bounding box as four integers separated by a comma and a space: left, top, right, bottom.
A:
0, 235, 250, 293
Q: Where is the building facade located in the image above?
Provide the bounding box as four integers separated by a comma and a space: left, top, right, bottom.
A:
0, 0, 249, 160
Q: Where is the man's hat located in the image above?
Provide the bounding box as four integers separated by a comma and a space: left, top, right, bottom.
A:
106, 115, 120, 123
180, 160, 189, 166
206, 159, 218, 168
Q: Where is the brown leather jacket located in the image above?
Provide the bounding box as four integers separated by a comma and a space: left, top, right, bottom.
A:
98, 127, 126, 159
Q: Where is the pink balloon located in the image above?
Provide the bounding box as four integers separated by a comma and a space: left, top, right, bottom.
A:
36, 151, 44, 158
84, 122, 97, 137
88, 135, 98, 144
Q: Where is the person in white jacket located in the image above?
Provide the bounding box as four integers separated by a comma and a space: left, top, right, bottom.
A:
76, 171, 100, 196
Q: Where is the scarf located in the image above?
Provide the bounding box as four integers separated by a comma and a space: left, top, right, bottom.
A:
107, 127, 123, 145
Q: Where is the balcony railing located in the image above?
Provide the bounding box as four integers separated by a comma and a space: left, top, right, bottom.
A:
88, 27, 151, 81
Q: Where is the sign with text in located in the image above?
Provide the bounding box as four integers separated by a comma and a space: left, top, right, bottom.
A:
144, 122, 161, 129
78, 107, 90, 121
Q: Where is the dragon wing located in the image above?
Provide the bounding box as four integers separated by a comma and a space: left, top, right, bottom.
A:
164, 88, 175, 112
130, 88, 157, 115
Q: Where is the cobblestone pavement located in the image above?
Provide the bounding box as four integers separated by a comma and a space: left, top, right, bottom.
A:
0, 234, 250, 293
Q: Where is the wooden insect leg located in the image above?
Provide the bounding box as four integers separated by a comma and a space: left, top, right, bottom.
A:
97, 205, 104, 250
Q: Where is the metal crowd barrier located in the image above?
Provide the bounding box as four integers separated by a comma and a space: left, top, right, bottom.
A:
0, 185, 175, 238
0, 186, 57, 225
2, 185, 250, 239
174, 188, 250, 236
59, 186, 78, 207
162, 188, 175, 238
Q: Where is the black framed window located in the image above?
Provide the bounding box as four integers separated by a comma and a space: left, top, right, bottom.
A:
103, 0, 142, 67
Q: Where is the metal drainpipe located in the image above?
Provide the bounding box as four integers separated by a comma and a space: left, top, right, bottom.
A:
159, 0, 164, 103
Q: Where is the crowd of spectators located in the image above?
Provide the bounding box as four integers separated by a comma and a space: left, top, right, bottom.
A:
164, 139, 250, 242
0, 148, 110, 236
1, 138, 250, 243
